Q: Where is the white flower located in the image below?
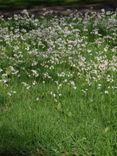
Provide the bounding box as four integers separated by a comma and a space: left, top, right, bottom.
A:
21, 9, 29, 16
7, 92, 12, 96
104, 90, 109, 94
36, 97, 39, 101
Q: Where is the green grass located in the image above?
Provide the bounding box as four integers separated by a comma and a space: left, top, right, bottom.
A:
0, 10, 117, 156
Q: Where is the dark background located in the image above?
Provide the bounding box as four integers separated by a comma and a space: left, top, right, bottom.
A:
0, 0, 117, 11
0, 0, 116, 8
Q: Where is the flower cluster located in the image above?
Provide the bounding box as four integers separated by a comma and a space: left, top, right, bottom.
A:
0, 9, 117, 102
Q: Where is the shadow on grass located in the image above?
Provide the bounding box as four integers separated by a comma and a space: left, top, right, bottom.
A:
0, 125, 33, 156
0, 95, 6, 107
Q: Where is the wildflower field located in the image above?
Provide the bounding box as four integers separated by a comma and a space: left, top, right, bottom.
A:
0, 9, 117, 156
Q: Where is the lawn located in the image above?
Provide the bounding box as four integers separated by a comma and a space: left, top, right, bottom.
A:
0, 9, 117, 156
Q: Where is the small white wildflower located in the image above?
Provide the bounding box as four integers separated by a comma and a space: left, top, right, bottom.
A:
53, 94, 56, 97
32, 81, 37, 86
2, 79, 8, 84
101, 9, 105, 13
59, 93, 62, 97
7, 92, 12, 96
12, 91, 16, 94
36, 97, 39, 101
73, 86, 77, 90
70, 81, 75, 86
26, 86, 31, 90
104, 90, 109, 94
31, 70, 39, 77
64, 79, 67, 83
21, 9, 29, 16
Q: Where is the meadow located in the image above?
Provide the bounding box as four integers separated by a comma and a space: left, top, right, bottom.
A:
0, 9, 117, 156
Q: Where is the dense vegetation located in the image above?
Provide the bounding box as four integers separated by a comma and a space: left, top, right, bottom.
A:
0, 9, 117, 156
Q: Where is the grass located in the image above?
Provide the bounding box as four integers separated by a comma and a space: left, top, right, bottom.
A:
0, 9, 117, 156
